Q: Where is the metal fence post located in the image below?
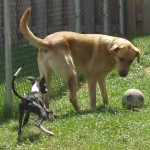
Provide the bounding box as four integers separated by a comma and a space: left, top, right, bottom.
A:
4, 0, 12, 115
103, 0, 109, 34
119, 0, 125, 35
75, 0, 81, 32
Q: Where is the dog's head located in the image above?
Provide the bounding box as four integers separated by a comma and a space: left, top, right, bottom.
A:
27, 76, 47, 94
109, 38, 140, 77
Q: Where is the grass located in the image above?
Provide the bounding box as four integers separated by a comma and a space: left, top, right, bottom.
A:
0, 35, 150, 149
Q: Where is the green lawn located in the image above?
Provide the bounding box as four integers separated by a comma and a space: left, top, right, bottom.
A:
0, 35, 150, 150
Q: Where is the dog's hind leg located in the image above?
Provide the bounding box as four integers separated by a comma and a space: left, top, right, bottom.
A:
18, 103, 25, 140
98, 75, 108, 105
27, 101, 47, 126
38, 58, 52, 110
58, 53, 80, 111
45, 72, 53, 109
87, 74, 97, 110
35, 115, 46, 127
22, 111, 30, 127
40, 69, 55, 121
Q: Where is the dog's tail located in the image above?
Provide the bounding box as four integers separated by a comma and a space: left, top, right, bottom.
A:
12, 68, 25, 100
20, 7, 49, 49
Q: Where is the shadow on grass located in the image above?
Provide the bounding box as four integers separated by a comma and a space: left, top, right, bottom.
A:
17, 133, 41, 144
60, 104, 121, 119
96, 104, 120, 114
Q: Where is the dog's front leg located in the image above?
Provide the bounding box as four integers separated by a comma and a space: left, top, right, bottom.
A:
87, 76, 97, 110
98, 76, 108, 105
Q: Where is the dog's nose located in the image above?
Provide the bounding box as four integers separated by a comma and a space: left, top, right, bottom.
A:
119, 71, 128, 77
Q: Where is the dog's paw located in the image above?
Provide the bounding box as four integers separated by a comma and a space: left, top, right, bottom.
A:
103, 101, 109, 106
46, 109, 53, 114
77, 109, 84, 114
53, 114, 60, 119
90, 105, 96, 111
48, 114, 55, 122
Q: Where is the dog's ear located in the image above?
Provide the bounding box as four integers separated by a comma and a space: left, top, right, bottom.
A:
27, 76, 36, 85
109, 44, 120, 54
136, 51, 140, 63
39, 77, 47, 94
134, 47, 140, 63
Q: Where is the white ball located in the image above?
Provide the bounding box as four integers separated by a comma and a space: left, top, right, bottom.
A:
122, 89, 144, 108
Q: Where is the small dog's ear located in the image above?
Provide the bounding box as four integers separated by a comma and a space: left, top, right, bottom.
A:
136, 51, 140, 63
39, 77, 47, 94
134, 47, 140, 63
27, 76, 36, 85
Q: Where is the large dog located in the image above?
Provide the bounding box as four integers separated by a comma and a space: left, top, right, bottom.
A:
20, 8, 140, 112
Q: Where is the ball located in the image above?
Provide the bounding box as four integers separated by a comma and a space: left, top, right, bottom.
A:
122, 89, 144, 108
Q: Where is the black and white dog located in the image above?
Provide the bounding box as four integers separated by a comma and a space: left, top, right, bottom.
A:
12, 68, 54, 140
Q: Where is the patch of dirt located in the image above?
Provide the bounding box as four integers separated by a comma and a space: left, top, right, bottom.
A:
144, 67, 150, 73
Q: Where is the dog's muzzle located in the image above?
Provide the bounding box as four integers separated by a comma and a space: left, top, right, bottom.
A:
118, 71, 128, 77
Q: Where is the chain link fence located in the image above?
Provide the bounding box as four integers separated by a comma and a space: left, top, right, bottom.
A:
0, 0, 121, 118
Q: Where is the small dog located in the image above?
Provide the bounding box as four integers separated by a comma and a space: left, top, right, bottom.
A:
12, 68, 54, 140
20, 8, 140, 112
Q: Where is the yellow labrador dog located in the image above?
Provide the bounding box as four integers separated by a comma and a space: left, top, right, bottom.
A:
20, 8, 140, 112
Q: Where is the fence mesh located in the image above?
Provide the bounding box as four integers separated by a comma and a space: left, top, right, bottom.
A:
0, 0, 120, 118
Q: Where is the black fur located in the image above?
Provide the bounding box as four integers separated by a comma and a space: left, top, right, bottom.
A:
12, 68, 52, 140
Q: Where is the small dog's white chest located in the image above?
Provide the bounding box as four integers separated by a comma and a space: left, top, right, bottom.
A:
31, 82, 39, 92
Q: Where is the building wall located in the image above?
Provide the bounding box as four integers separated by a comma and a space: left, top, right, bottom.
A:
125, 0, 150, 35
143, 0, 150, 34
0, 0, 121, 45
1, 0, 150, 45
